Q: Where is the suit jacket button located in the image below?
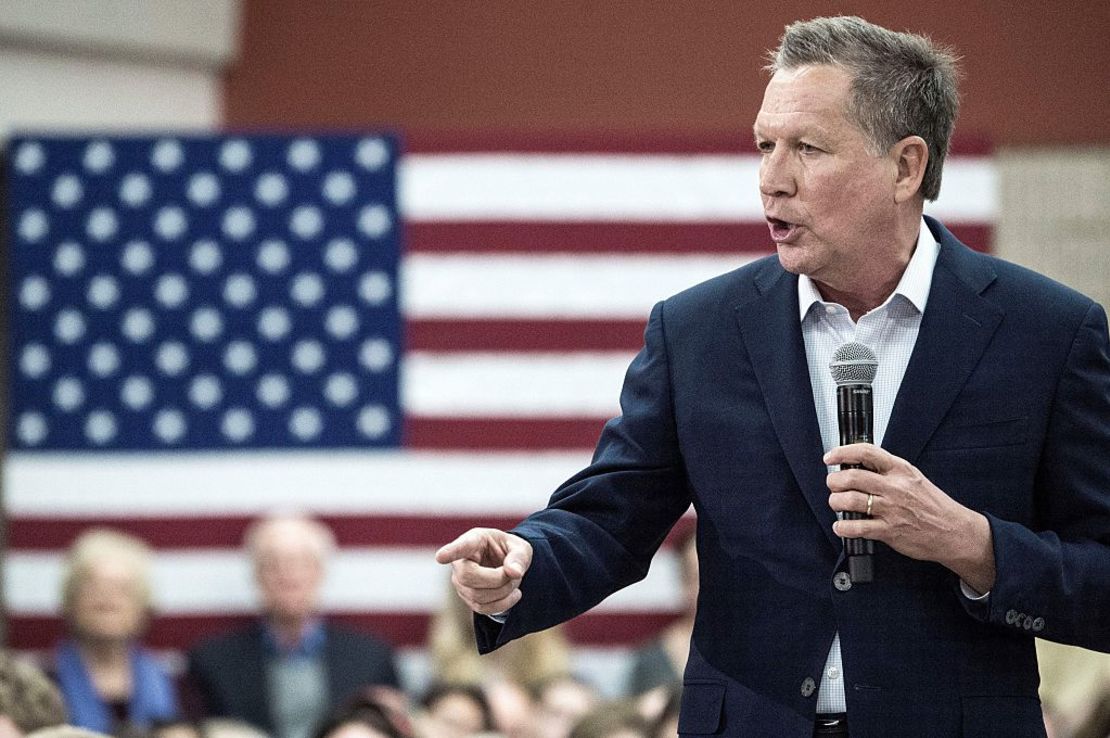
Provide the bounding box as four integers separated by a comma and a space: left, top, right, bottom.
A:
1022, 615, 1035, 630
1032, 617, 1045, 632
1005, 609, 1019, 625
833, 572, 852, 592
801, 677, 816, 697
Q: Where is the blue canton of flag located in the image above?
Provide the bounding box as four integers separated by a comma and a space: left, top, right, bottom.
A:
7, 135, 401, 450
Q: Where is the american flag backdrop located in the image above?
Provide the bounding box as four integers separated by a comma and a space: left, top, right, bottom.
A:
2, 133, 996, 687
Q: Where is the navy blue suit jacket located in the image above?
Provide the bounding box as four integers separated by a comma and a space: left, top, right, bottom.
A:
476, 218, 1110, 737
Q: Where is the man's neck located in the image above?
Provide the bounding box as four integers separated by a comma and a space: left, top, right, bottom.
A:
267, 615, 315, 650
815, 214, 922, 321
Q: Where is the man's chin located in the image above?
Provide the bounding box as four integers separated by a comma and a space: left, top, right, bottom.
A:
775, 246, 810, 276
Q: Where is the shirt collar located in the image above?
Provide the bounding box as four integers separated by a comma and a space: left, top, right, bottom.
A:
263, 617, 327, 658
797, 218, 940, 322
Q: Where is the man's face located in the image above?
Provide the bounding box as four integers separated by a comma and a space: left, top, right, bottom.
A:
754, 64, 901, 293
254, 533, 324, 623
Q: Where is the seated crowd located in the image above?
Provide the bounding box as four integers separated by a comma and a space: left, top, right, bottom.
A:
4, 515, 1106, 738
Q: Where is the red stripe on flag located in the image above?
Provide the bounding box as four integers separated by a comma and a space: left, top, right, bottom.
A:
402, 131, 994, 157
406, 418, 606, 450
408, 319, 647, 353
5, 514, 531, 551
8, 612, 680, 650
408, 222, 992, 255
945, 224, 992, 252
407, 222, 773, 255
403, 131, 749, 155
6, 514, 695, 551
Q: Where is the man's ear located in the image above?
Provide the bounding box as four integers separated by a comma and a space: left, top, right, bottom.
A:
892, 135, 929, 203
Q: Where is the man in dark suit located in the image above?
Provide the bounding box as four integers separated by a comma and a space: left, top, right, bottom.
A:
188, 514, 399, 738
436, 16, 1110, 738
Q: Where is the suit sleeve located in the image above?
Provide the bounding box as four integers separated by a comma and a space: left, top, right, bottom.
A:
476, 301, 691, 652
962, 302, 1110, 652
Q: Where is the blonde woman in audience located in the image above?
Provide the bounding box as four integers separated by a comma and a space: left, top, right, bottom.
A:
429, 580, 570, 735
567, 703, 649, 738
527, 675, 598, 738
1038, 639, 1110, 737
53, 529, 178, 734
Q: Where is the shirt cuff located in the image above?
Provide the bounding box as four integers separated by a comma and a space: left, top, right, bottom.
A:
959, 580, 990, 601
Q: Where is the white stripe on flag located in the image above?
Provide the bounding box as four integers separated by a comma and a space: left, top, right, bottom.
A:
3, 451, 591, 516
400, 154, 996, 223
4, 547, 682, 615
404, 352, 632, 417
401, 154, 759, 222
402, 253, 751, 319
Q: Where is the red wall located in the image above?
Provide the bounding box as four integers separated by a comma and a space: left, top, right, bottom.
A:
224, 1, 1110, 146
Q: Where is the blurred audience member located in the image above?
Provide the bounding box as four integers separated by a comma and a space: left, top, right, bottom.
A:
625, 526, 696, 696
641, 687, 679, 738
568, 703, 649, 738
0, 649, 68, 736
1038, 639, 1110, 737
430, 581, 568, 734
25, 728, 109, 738
201, 718, 273, 738
312, 690, 413, 738
417, 683, 492, 738
526, 675, 598, 738
150, 719, 202, 738
151, 718, 273, 738
1072, 685, 1110, 738
187, 514, 399, 738
53, 529, 178, 734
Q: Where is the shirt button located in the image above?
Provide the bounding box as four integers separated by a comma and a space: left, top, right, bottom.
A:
833, 572, 852, 592
826, 666, 841, 681
801, 677, 816, 697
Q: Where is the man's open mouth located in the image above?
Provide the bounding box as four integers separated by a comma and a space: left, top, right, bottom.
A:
767, 217, 799, 241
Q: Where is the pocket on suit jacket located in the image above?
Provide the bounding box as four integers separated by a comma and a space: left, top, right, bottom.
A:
678, 680, 726, 735
961, 695, 1046, 737
929, 415, 1030, 451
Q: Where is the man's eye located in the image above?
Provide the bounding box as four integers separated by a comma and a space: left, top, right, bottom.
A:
799, 142, 820, 154
756, 141, 774, 153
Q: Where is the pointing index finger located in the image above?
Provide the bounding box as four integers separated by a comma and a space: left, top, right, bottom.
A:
435, 529, 482, 565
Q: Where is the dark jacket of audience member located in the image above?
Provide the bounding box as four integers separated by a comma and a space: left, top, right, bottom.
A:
186, 621, 398, 734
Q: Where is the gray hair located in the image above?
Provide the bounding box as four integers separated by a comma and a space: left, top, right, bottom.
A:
767, 16, 960, 201
61, 528, 153, 618
244, 512, 337, 563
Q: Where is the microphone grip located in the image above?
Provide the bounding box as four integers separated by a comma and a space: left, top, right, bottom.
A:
836, 386, 875, 582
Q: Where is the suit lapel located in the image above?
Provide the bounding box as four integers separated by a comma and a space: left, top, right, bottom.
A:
883, 220, 1003, 463
734, 262, 840, 551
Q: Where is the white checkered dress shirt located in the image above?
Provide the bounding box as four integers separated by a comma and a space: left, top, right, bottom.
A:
800, 220, 939, 713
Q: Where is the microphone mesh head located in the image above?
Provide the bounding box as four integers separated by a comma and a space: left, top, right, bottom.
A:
829, 342, 878, 386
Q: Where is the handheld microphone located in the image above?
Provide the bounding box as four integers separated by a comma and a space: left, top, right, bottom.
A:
829, 342, 878, 583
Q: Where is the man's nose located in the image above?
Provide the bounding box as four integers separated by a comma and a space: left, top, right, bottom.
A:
759, 148, 796, 198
